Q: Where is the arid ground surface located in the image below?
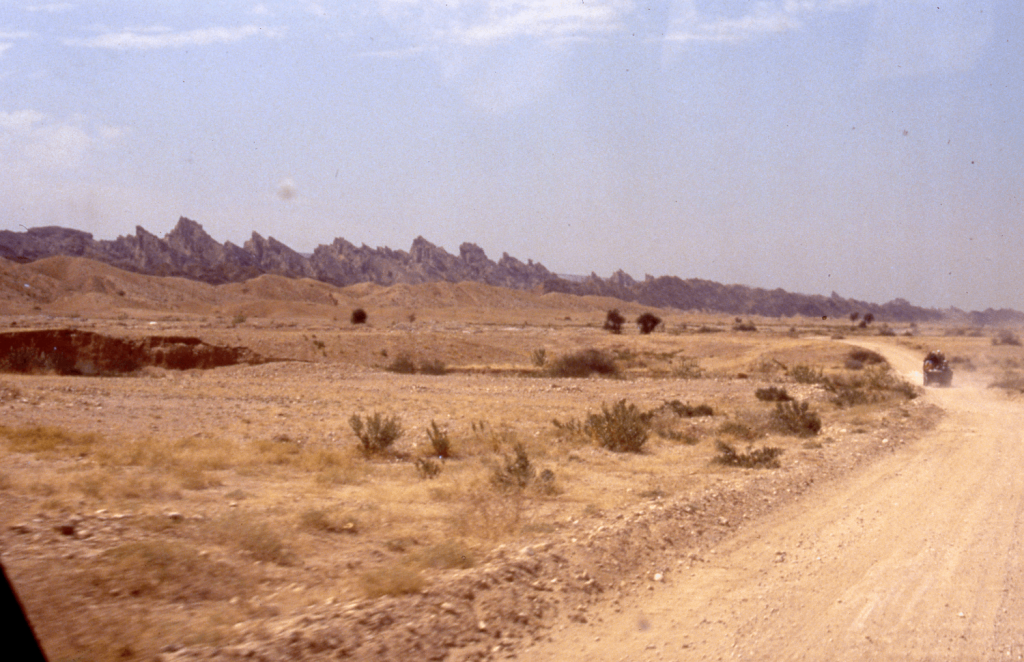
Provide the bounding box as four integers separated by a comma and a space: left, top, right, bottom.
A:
1, 256, 1022, 661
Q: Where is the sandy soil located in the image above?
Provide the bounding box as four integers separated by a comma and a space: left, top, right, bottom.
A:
2, 257, 1020, 661
516, 341, 1024, 661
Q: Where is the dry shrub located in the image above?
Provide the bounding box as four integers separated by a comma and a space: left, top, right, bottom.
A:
790, 364, 826, 384
385, 354, 417, 374
772, 400, 822, 436
426, 420, 452, 458
548, 348, 618, 378
993, 329, 1022, 346
491, 442, 535, 491
714, 440, 783, 469
450, 484, 526, 541
755, 386, 792, 402
415, 457, 443, 479
349, 411, 403, 455
359, 563, 426, 598
210, 513, 298, 566
412, 539, 476, 570
70, 470, 108, 499
299, 508, 358, 534
717, 418, 761, 441
824, 365, 919, 406
672, 357, 704, 379
989, 372, 1024, 392
585, 399, 650, 453
1, 425, 99, 456
463, 420, 517, 456
88, 541, 248, 602
418, 359, 448, 375
174, 466, 222, 490
846, 347, 887, 368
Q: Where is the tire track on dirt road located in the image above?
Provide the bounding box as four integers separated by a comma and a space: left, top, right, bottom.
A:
516, 341, 1024, 661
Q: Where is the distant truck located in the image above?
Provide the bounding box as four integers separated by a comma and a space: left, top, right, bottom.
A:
923, 350, 953, 387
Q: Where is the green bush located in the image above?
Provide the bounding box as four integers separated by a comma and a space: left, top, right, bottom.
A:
604, 309, 625, 334
585, 399, 650, 453
637, 312, 662, 335
349, 412, 403, 455
548, 349, 618, 378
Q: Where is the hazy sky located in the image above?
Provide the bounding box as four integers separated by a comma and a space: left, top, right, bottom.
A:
1, 1, 1021, 311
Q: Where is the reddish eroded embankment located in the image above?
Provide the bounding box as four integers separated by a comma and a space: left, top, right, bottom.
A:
0, 329, 266, 374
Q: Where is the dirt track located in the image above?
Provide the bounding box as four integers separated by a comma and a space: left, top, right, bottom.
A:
518, 342, 1024, 661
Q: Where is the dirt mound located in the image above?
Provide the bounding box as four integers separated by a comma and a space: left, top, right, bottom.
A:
0, 329, 267, 374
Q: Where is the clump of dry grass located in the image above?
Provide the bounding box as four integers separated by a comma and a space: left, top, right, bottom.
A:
449, 482, 526, 541
359, 563, 427, 598
299, 507, 359, 534
1, 425, 99, 456
208, 513, 298, 566
88, 541, 249, 602
411, 539, 477, 570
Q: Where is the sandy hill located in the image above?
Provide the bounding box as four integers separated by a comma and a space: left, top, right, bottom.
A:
0, 255, 651, 325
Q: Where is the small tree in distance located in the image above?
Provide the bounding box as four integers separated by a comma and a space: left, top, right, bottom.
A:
604, 309, 625, 334
637, 312, 661, 335
351, 308, 368, 325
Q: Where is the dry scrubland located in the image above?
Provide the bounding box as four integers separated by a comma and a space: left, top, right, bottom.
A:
0, 257, 1022, 661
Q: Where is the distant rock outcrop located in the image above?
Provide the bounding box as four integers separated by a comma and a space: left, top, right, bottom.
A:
1, 217, 1018, 323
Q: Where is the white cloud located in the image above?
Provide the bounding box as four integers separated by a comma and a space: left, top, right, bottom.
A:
306, 3, 329, 19
666, 1, 803, 43
452, 0, 631, 44
377, 0, 633, 46
664, 0, 871, 44
24, 3, 76, 12
66, 25, 279, 50
25, 123, 92, 168
0, 110, 124, 171
0, 109, 47, 131
356, 45, 430, 59
0, 43, 12, 57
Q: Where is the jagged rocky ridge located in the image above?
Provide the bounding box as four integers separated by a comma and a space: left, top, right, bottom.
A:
1, 217, 1019, 324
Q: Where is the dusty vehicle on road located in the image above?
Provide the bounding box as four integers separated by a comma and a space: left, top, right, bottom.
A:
923, 350, 953, 387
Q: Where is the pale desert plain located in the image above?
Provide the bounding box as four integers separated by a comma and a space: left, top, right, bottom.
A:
1, 255, 1023, 662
